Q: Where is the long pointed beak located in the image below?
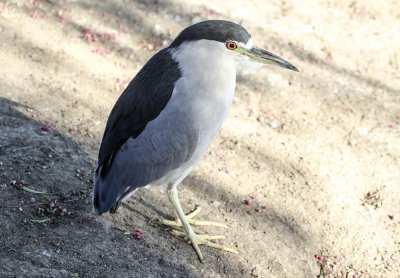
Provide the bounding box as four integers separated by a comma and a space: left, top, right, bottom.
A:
242, 46, 299, 72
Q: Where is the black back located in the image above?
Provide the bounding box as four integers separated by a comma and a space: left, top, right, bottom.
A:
170, 20, 251, 48
97, 48, 181, 177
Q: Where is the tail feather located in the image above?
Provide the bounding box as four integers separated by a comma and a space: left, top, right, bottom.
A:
109, 201, 122, 214
92, 165, 121, 214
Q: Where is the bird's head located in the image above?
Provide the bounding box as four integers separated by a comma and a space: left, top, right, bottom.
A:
170, 20, 298, 72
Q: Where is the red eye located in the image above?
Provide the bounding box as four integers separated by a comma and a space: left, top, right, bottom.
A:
225, 40, 237, 50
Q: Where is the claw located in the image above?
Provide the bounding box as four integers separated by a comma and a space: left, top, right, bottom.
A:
161, 206, 229, 228
170, 229, 238, 254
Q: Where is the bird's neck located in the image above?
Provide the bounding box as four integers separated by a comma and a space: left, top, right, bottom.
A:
170, 40, 236, 102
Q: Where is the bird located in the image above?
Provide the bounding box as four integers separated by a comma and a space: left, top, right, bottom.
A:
93, 19, 298, 262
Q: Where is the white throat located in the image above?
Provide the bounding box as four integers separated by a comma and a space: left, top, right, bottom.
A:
170, 39, 237, 90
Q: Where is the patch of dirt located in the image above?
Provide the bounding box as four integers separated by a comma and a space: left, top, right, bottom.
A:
1, 0, 399, 277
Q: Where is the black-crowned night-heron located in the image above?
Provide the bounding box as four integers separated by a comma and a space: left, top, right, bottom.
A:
93, 20, 298, 261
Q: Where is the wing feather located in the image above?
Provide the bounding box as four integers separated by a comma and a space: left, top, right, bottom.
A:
97, 48, 181, 175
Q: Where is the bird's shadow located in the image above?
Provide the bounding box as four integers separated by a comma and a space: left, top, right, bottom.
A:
123, 195, 170, 221
120, 172, 310, 245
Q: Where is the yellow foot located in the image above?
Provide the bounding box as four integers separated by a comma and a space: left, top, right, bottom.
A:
161, 206, 228, 228
171, 229, 239, 255
160, 206, 238, 260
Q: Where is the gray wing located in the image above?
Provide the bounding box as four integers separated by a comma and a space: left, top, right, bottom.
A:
94, 108, 199, 214
97, 48, 181, 176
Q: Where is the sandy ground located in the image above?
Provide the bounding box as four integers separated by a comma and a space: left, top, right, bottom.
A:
1, 0, 399, 277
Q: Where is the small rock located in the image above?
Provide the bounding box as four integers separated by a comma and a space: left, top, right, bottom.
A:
257, 116, 265, 125
153, 24, 162, 36
268, 120, 279, 129
251, 266, 259, 277
147, 44, 154, 51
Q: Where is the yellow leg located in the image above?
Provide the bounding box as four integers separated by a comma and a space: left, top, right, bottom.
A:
163, 183, 238, 262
